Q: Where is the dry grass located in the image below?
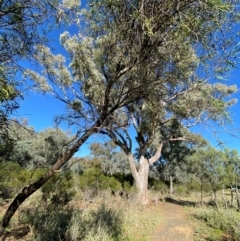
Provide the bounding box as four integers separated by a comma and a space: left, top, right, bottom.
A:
0, 190, 165, 241
1, 189, 239, 241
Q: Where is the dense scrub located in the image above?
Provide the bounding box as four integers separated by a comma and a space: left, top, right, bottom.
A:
0, 160, 44, 201
195, 208, 240, 241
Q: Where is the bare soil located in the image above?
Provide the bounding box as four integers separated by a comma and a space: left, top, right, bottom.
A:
150, 201, 195, 241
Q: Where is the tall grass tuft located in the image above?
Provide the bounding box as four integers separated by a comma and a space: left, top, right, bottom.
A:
195, 208, 240, 241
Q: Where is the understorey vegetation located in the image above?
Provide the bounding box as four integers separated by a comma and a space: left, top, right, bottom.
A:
1, 124, 240, 240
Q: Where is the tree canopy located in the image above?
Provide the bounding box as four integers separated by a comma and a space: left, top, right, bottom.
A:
24, 0, 240, 204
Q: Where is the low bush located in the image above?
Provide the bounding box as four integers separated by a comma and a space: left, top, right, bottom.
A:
149, 180, 168, 194
196, 208, 240, 241
20, 169, 126, 240
0, 160, 45, 199
22, 202, 126, 241
68, 204, 126, 241
41, 170, 76, 206
78, 166, 124, 195
22, 204, 74, 241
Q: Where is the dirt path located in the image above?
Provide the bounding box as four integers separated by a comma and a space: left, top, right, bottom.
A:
150, 202, 195, 241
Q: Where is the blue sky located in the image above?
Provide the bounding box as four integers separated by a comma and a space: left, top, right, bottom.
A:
14, 1, 240, 157
15, 66, 240, 157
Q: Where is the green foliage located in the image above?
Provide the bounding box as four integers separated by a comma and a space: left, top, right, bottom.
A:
22, 203, 125, 241
0, 71, 20, 160
0, 80, 17, 103
149, 180, 168, 193
90, 142, 129, 176
0, 125, 15, 161
41, 171, 76, 206
196, 208, 240, 241
19, 170, 77, 240
186, 147, 228, 191
22, 204, 75, 241
122, 180, 132, 192
72, 205, 125, 241
79, 165, 122, 194
0, 160, 44, 199
8, 124, 72, 168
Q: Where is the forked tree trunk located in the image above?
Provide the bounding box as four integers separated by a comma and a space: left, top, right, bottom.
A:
0, 129, 94, 237
126, 143, 164, 205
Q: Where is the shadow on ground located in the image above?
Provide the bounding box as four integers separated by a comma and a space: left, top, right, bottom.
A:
2, 226, 30, 240
164, 197, 197, 207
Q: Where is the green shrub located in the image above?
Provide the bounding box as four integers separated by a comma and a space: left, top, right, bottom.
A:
149, 180, 168, 194
22, 203, 126, 241
196, 208, 240, 241
174, 184, 193, 197
68, 204, 125, 241
79, 166, 123, 194
18, 170, 76, 240
0, 160, 46, 200
123, 180, 131, 192
0, 161, 37, 199
41, 170, 76, 206
22, 204, 74, 241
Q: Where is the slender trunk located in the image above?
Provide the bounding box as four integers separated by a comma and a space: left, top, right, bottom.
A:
0, 129, 94, 237
222, 185, 228, 209
231, 191, 234, 207
200, 176, 203, 207
213, 188, 219, 210
235, 188, 240, 209
169, 175, 174, 197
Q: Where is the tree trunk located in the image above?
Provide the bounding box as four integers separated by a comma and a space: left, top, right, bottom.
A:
231, 190, 234, 207
200, 176, 203, 207
222, 185, 228, 209
124, 143, 164, 205
235, 188, 240, 209
169, 175, 174, 197
0, 129, 94, 237
213, 188, 219, 210
135, 156, 150, 204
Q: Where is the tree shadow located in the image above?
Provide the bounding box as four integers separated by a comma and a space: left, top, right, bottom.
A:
164, 197, 197, 207
3, 225, 30, 240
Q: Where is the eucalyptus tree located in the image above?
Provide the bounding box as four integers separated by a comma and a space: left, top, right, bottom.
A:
0, 0, 80, 164
90, 142, 128, 176
93, 0, 239, 203
186, 147, 228, 206
25, 0, 238, 205
222, 148, 240, 207
10, 126, 72, 168
0, 0, 79, 100
153, 135, 205, 196
1, 0, 240, 233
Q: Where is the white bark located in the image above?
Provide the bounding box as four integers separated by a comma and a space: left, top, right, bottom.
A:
126, 142, 164, 204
